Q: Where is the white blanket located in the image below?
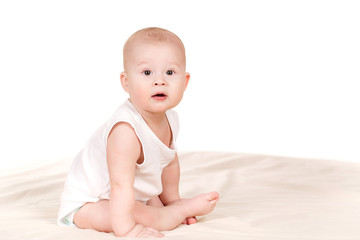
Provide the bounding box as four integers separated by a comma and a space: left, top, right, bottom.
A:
1, 152, 359, 239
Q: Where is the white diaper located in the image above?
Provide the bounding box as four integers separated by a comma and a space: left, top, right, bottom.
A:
60, 207, 81, 227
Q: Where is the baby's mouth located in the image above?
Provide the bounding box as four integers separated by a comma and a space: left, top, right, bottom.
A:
152, 93, 167, 100
153, 93, 166, 97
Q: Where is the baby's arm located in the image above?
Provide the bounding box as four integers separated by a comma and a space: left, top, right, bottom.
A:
107, 122, 158, 237
160, 154, 197, 224
160, 154, 181, 205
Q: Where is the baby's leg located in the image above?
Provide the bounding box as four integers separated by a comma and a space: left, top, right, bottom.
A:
171, 192, 219, 218
147, 195, 198, 225
73, 200, 163, 237
135, 192, 219, 231
74, 192, 219, 233
73, 199, 176, 233
147, 195, 164, 208
73, 200, 112, 232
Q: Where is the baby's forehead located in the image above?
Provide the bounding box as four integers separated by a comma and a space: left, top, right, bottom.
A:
127, 37, 184, 53
124, 39, 186, 69
135, 39, 183, 52
132, 42, 186, 67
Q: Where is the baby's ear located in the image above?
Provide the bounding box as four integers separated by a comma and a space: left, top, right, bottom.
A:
184, 72, 190, 89
120, 72, 129, 93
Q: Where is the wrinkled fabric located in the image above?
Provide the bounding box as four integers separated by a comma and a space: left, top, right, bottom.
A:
0, 151, 359, 240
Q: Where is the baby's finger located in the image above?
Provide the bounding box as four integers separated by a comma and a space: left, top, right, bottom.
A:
138, 227, 164, 238
147, 227, 164, 238
138, 231, 163, 238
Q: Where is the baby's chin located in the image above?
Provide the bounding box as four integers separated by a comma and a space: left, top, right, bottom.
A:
147, 104, 173, 114
148, 100, 179, 113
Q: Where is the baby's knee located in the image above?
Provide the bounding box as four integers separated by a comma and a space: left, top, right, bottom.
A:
74, 201, 112, 232
146, 196, 164, 208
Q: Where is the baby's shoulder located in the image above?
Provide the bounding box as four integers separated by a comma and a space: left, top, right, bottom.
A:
106, 101, 139, 127
108, 121, 139, 143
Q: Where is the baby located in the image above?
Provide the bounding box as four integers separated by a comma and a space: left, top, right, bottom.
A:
57, 27, 219, 238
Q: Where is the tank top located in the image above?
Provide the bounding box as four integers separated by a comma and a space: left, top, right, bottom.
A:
57, 99, 179, 225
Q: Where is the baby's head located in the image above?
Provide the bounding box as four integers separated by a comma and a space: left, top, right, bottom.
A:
121, 27, 190, 114
122, 27, 186, 71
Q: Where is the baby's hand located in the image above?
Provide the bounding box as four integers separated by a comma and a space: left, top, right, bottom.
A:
125, 224, 164, 238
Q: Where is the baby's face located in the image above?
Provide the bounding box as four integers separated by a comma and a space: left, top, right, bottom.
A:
121, 41, 190, 115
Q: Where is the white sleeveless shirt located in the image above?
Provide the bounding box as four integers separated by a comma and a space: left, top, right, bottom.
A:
57, 99, 179, 225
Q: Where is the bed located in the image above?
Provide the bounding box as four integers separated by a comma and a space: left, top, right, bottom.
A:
1, 151, 359, 240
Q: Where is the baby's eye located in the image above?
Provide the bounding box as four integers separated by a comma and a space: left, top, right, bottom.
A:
143, 70, 152, 76
166, 70, 174, 75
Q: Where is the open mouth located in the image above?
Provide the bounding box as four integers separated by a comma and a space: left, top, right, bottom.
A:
153, 93, 166, 97
152, 93, 167, 100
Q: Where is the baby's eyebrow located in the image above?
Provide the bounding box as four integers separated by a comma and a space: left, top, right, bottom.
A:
168, 62, 181, 68
136, 61, 150, 67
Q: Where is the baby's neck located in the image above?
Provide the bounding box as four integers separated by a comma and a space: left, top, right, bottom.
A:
141, 111, 168, 130
141, 111, 172, 148
129, 99, 168, 126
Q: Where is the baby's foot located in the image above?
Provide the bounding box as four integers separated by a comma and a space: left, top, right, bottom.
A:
175, 192, 219, 218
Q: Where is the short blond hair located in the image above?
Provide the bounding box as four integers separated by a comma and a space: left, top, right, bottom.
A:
123, 27, 186, 70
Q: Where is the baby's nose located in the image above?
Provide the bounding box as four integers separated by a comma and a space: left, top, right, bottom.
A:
153, 77, 166, 86
154, 81, 166, 86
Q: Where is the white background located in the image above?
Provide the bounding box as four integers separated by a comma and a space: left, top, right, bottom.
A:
1, 0, 359, 172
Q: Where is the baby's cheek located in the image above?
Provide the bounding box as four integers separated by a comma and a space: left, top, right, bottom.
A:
173, 90, 185, 103
132, 86, 147, 99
